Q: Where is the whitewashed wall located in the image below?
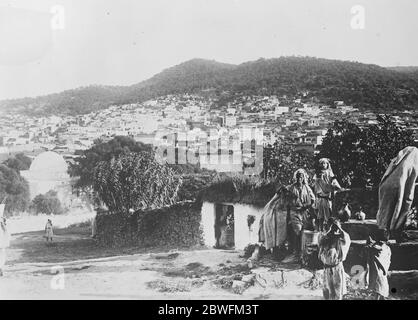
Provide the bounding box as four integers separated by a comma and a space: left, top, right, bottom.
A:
200, 201, 264, 250
201, 201, 216, 248
233, 203, 263, 250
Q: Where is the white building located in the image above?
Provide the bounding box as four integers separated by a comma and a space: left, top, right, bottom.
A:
275, 106, 289, 115
225, 115, 237, 127
200, 201, 263, 250
20, 151, 72, 207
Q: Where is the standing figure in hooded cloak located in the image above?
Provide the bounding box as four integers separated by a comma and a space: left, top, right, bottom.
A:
365, 229, 391, 299
0, 217, 10, 276
258, 185, 290, 252
286, 168, 316, 261
376, 146, 418, 241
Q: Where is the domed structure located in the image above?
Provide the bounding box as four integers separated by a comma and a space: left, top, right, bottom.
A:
20, 151, 72, 206
29, 151, 69, 180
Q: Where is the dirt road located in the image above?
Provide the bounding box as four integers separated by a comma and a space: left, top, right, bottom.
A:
0, 226, 324, 300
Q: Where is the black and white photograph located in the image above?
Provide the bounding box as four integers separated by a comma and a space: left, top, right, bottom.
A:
0, 0, 417, 305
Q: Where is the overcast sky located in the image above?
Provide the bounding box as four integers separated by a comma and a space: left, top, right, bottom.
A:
0, 0, 417, 100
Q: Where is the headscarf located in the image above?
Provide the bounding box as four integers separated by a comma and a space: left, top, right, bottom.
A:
320, 219, 344, 258
317, 158, 335, 182
293, 168, 309, 185
319, 158, 332, 170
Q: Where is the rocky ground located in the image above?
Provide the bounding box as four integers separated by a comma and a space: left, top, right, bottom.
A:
0, 224, 414, 300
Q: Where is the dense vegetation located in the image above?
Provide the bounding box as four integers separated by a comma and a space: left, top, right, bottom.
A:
2, 57, 418, 116
0, 164, 30, 215
3, 153, 32, 172
30, 190, 64, 215
70, 136, 219, 205
317, 115, 415, 189
262, 141, 314, 185
202, 174, 276, 207
92, 152, 181, 214
69, 136, 152, 191
96, 201, 203, 247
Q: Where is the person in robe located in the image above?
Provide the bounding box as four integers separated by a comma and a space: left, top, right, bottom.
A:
285, 168, 315, 262
318, 217, 351, 300
0, 217, 10, 276
313, 158, 342, 231
365, 229, 391, 300
215, 205, 229, 249
256, 185, 291, 263
376, 146, 418, 242
91, 215, 97, 238
45, 219, 54, 243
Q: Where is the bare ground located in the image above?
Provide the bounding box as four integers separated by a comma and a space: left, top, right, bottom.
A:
1, 225, 412, 300
0, 225, 326, 300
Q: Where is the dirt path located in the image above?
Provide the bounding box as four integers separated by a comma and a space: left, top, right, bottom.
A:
0, 226, 325, 300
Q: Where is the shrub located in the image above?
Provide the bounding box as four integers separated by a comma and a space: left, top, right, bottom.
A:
95, 201, 203, 247
0, 164, 31, 215
202, 174, 276, 207
30, 190, 64, 215
318, 115, 415, 188
93, 152, 182, 214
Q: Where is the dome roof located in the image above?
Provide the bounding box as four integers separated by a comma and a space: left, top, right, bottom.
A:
29, 151, 68, 176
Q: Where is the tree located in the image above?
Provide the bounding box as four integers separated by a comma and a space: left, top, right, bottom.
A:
30, 190, 64, 215
360, 115, 415, 187
317, 120, 364, 187
3, 153, 32, 172
317, 115, 415, 189
262, 140, 314, 185
69, 136, 153, 191
92, 152, 182, 214
0, 164, 30, 215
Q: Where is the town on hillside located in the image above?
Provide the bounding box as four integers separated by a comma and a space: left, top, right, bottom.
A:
2, 94, 418, 168
1, 0, 418, 307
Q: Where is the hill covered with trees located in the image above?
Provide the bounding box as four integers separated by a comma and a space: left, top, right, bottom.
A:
1, 57, 418, 116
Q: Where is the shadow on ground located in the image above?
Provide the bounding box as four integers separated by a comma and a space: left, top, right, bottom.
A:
7, 225, 206, 265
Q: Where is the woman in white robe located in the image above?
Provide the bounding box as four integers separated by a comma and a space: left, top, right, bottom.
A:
0, 217, 10, 276
313, 158, 342, 231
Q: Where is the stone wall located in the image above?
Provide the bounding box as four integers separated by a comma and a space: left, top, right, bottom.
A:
96, 201, 204, 247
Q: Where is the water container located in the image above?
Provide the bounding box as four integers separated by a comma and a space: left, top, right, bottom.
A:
223, 225, 235, 248
301, 230, 321, 268
301, 230, 320, 253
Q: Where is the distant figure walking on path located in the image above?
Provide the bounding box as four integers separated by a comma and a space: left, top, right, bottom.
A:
91, 216, 97, 238
313, 158, 342, 231
0, 217, 10, 276
318, 218, 351, 300
45, 219, 54, 243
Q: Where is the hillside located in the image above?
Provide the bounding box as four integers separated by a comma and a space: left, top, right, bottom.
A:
387, 66, 418, 73
0, 85, 129, 116
2, 57, 418, 116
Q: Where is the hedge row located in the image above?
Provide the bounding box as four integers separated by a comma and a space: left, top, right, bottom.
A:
96, 201, 204, 247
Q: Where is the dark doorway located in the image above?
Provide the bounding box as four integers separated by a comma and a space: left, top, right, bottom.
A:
214, 204, 235, 249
